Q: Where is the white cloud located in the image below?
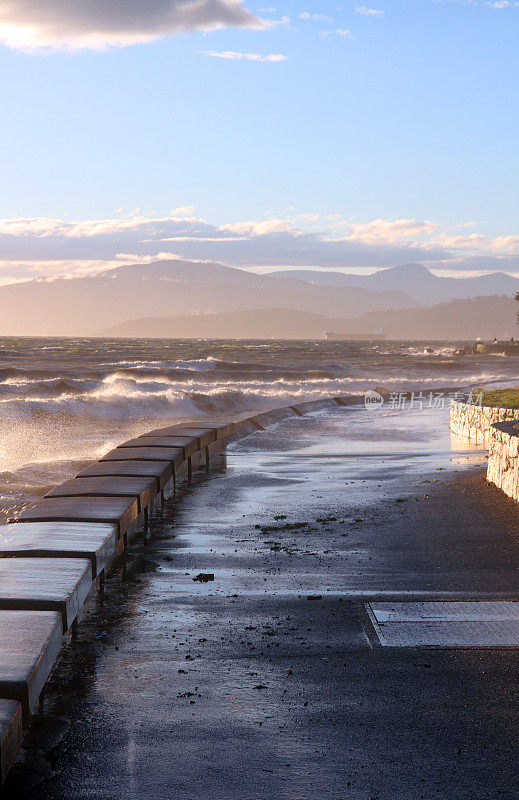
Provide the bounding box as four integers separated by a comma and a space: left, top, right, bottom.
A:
201, 50, 287, 61
312, 13, 334, 22
355, 6, 385, 16
335, 29, 353, 37
345, 218, 441, 243
298, 12, 334, 22
0, 211, 518, 283
220, 218, 297, 235
170, 205, 196, 217
0, 217, 64, 236
0, 0, 265, 52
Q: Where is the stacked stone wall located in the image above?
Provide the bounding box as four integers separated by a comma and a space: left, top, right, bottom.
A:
450, 402, 519, 501
450, 401, 519, 447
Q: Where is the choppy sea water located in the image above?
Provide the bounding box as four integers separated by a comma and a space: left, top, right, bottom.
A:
1, 336, 518, 522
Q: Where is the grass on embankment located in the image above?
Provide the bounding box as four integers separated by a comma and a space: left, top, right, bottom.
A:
477, 387, 519, 408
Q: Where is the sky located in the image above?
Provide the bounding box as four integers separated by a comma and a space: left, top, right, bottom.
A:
0, 0, 517, 284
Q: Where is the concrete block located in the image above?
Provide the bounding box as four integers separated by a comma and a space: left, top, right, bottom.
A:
189, 441, 226, 472
0, 699, 23, 784
229, 420, 259, 440
248, 418, 265, 430
19, 497, 139, 538
207, 440, 227, 463
139, 426, 216, 448
189, 449, 207, 473
100, 447, 183, 471
45, 476, 157, 514
0, 558, 91, 631
290, 399, 337, 415
75, 459, 173, 492
0, 522, 117, 579
334, 395, 362, 406
188, 422, 235, 440
251, 408, 296, 428
0, 610, 63, 721
161, 474, 175, 501
117, 436, 198, 459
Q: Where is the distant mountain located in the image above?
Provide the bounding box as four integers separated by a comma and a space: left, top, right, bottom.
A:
268, 263, 519, 305
104, 295, 518, 340
102, 295, 517, 340
102, 308, 378, 339
348, 295, 517, 340
0, 259, 417, 336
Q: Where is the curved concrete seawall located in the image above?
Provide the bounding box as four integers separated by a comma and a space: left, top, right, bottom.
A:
450, 401, 519, 502
0, 393, 361, 784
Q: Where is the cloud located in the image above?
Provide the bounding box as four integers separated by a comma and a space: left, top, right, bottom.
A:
298, 12, 334, 22
355, 6, 385, 16
0, 210, 518, 285
0, 0, 264, 52
221, 218, 297, 235
345, 218, 441, 243
201, 50, 287, 61
319, 28, 353, 38
170, 205, 196, 216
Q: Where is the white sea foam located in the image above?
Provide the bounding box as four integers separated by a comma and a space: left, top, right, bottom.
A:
1, 336, 519, 522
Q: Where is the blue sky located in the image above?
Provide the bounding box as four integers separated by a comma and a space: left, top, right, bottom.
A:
0, 0, 517, 282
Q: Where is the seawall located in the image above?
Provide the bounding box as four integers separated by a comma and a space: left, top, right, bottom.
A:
450, 400, 519, 447
450, 401, 519, 501
0, 394, 360, 784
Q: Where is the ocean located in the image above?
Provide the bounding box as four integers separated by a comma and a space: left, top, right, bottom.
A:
1, 336, 518, 523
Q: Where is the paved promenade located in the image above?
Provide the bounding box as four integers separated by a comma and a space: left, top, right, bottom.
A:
6, 405, 519, 799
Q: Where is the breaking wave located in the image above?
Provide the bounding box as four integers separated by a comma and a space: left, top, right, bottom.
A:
1, 335, 519, 521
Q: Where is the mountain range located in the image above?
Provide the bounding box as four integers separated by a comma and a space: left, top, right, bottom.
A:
0, 258, 518, 337
268, 263, 519, 305
102, 296, 517, 340
0, 259, 415, 336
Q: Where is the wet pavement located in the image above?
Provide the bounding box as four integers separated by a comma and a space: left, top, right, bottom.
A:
4, 404, 519, 799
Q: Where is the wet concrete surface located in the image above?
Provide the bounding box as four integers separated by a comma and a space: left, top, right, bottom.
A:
4, 404, 519, 799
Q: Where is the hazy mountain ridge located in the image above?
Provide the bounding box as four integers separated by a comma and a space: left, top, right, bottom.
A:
268, 263, 519, 305
0, 258, 417, 336
102, 308, 361, 339
351, 295, 517, 340
102, 295, 518, 341
0, 259, 517, 336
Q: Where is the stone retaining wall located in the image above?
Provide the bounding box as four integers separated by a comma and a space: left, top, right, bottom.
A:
486, 421, 519, 502
450, 401, 519, 447
450, 401, 519, 502
0, 394, 360, 784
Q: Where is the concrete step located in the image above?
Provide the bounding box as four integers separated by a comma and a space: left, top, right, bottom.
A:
75, 459, 173, 492
118, 436, 198, 459
0, 699, 23, 784
100, 447, 183, 471
0, 610, 63, 721
0, 522, 117, 579
290, 399, 340, 414
185, 422, 235, 440
230, 420, 260, 439
45, 476, 157, 514
0, 557, 92, 631
139, 426, 216, 448
19, 496, 139, 538
251, 408, 298, 427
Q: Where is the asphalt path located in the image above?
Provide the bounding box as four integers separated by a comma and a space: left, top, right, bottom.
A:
6, 404, 519, 799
